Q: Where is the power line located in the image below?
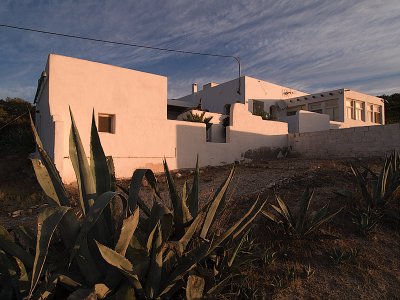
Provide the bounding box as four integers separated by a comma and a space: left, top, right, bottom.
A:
0, 111, 29, 131
0, 23, 241, 85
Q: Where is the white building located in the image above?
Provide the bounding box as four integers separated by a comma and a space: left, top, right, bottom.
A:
34, 54, 289, 183
173, 79, 384, 133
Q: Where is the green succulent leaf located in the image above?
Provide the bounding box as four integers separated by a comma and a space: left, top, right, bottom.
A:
127, 169, 160, 216
115, 208, 139, 256
0, 225, 34, 269
69, 107, 96, 214
200, 166, 235, 239
187, 155, 200, 218
30, 114, 69, 206
163, 159, 185, 237
30, 206, 70, 297
95, 240, 143, 297
295, 188, 313, 232
144, 223, 163, 298
70, 191, 116, 264
90, 109, 112, 197
13, 226, 36, 252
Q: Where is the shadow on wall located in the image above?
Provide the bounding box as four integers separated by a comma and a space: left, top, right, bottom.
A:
175, 123, 289, 169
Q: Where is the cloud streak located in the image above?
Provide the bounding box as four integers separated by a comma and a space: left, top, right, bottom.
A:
0, 0, 399, 100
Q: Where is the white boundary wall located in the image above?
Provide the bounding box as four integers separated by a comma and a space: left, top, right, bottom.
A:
289, 123, 400, 158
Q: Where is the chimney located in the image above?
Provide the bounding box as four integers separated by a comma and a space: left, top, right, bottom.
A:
192, 83, 198, 94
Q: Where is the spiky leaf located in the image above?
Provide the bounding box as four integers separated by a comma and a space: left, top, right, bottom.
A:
90, 110, 111, 196
30, 114, 69, 206
30, 206, 70, 297
200, 167, 235, 239
69, 107, 96, 214
0, 225, 34, 268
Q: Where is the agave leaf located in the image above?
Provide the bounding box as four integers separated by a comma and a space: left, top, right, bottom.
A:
361, 166, 378, 180
158, 242, 210, 297
0, 225, 34, 269
186, 275, 205, 300
95, 241, 143, 294
187, 155, 200, 218
38, 273, 82, 300
69, 107, 96, 214
178, 210, 204, 253
304, 206, 343, 237
13, 226, 36, 251
163, 159, 185, 236
90, 110, 111, 197
14, 256, 28, 282
181, 181, 194, 226
94, 283, 111, 299
261, 210, 281, 223
146, 201, 173, 242
144, 223, 163, 298
70, 191, 116, 263
117, 183, 151, 217
373, 158, 390, 207
31, 159, 61, 207
162, 211, 205, 282
30, 206, 70, 297
205, 275, 233, 297
159, 198, 266, 297
67, 289, 95, 300
295, 188, 313, 232
58, 210, 81, 250
200, 167, 235, 239
128, 169, 160, 215
275, 195, 294, 226
115, 208, 139, 256
0, 250, 20, 300
114, 282, 137, 300
107, 156, 116, 192
350, 163, 373, 207
231, 199, 267, 241
227, 229, 250, 268
30, 114, 69, 206
75, 237, 103, 286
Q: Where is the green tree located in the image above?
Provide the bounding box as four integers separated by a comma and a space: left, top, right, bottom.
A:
379, 93, 400, 124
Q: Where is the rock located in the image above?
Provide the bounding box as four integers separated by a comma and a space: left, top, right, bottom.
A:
277, 151, 284, 159
11, 210, 23, 217
175, 172, 182, 178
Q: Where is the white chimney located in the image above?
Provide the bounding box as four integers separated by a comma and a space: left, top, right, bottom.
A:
192, 83, 198, 94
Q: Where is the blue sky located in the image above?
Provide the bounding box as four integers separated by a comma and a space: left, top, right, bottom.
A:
0, 0, 399, 101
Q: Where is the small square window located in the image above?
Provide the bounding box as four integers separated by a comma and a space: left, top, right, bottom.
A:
98, 114, 115, 133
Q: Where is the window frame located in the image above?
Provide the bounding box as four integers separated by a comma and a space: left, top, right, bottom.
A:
98, 113, 116, 134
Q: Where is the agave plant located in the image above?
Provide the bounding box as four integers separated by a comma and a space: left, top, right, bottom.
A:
350, 151, 400, 209
0, 109, 266, 299
351, 208, 380, 236
96, 162, 266, 299
262, 188, 343, 239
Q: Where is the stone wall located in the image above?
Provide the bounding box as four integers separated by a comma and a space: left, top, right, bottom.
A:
289, 123, 400, 158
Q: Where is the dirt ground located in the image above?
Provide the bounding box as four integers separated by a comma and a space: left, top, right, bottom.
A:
1, 153, 399, 299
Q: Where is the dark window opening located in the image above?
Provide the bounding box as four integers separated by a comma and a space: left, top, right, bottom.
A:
98, 114, 115, 133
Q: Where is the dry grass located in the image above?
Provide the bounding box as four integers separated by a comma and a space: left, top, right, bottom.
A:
1, 154, 399, 298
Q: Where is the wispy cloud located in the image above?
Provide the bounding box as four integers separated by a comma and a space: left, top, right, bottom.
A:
0, 0, 399, 100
